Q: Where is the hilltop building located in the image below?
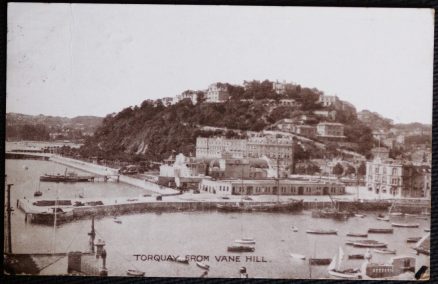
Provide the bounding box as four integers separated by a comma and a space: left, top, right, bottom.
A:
316, 122, 345, 141
275, 119, 317, 138
206, 83, 229, 103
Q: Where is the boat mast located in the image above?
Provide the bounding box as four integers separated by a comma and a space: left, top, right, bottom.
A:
5, 179, 13, 254
52, 183, 59, 253
276, 156, 280, 203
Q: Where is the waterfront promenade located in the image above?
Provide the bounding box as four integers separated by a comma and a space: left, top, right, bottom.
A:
49, 155, 179, 195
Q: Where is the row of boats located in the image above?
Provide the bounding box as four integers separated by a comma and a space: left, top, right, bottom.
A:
216, 199, 303, 212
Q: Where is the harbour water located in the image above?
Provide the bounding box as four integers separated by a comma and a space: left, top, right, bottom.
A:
5, 159, 430, 279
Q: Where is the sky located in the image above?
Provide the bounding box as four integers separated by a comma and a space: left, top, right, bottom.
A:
7, 3, 434, 124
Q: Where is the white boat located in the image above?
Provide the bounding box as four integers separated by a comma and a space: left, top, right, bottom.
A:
290, 253, 306, 260
235, 238, 256, 245
328, 247, 361, 279
373, 248, 396, 255
389, 212, 403, 216
196, 261, 210, 270
127, 269, 145, 276
391, 223, 419, 228
354, 214, 365, 218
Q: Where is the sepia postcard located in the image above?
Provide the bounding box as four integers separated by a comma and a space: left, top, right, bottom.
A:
4, 3, 432, 280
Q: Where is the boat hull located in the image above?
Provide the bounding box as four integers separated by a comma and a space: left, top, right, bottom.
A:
328, 270, 361, 279
391, 223, 419, 228
368, 228, 393, 234
306, 230, 337, 235
309, 258, 331, 265
227, 246, 255, 252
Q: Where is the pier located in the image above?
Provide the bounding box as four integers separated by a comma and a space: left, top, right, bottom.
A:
6, 151, 179, 195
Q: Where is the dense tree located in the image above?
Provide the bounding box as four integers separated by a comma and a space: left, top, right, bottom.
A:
332, 163, 344, 176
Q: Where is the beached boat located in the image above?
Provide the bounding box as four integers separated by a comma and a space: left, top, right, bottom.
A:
196, 261, 210, 270
328, 247, 361, 279
227, 245, 255, 252
290, 253, 306, 260
306, 229, 337, 235
127, 269, 145, 276
353, 240, 387, 248
406, 237, 422, 243
34, 190, 43, 197
373, 248, 396, 255
309, 258, 332, 265
368, 228, 393, 234
346, 233, 368, 238
235, 238, 256, 245
391, 223, 419, 228
345, 240, 355, 246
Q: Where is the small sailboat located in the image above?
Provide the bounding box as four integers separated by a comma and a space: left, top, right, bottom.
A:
346, 233, 368, 238
306, 229, 337, 235
235, 238, 256, 245
290, 253, 306, 260
391, 223, 419, 228
328, 247, 361, 279
309, 258, 332, 265
406, 237, 422, 243
368, 228, 393, 234
348, 254, 364, 260
373, 248, 396, 255
352, 240, 387, 248
127, 269, 145, 276
34, 181, 43, 197
196, 261, 210, 270
377, 214, 390, 221
227, 245, 255, 252
113, 216, 122, 224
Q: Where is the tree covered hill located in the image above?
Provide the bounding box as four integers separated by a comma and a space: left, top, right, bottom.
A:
6, 113, 103, 141
79, 83, 374, 163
